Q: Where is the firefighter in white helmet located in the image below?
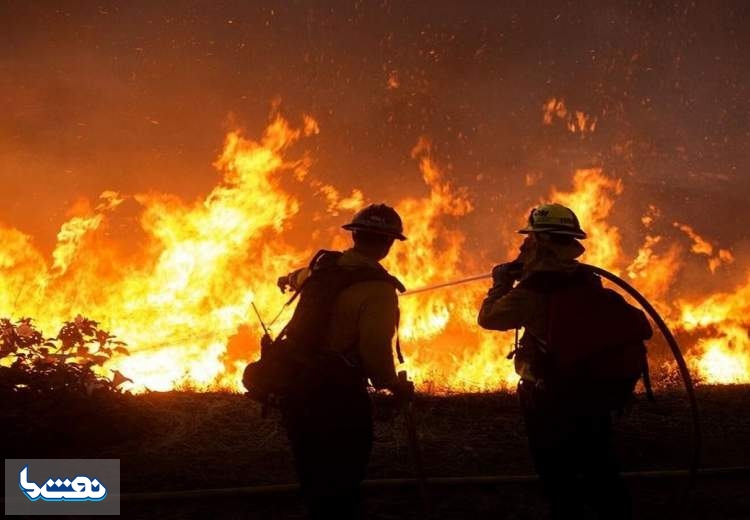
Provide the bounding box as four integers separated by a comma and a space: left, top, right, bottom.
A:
478, 203, 651, 520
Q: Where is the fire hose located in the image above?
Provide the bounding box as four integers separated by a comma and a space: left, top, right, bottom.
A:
252, 262, 701, 510
108, 466, 748, 502
399, 263, 702, 508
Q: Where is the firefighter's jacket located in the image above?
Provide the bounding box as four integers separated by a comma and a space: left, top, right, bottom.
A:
287, 248, 400, 389
478, 239, 585, 381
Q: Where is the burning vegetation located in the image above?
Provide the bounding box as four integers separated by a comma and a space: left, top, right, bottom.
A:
0, 106, 748, 394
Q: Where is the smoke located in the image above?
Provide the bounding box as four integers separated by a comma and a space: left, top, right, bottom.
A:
1, 2, 748, 252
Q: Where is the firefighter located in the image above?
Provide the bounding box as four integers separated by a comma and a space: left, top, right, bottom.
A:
277, 203, 414, 520
478, 203, 648, 520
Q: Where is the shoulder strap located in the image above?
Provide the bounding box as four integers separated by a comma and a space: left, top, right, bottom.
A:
309, 249, 343, 271
277, 250, 405, 358
305, 249, 405, 292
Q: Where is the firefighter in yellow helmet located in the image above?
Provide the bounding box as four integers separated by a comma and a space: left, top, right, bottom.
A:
478, 203, 650, 520
274, 203, 414, 519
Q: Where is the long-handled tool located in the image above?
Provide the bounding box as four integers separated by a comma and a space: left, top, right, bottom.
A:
250, 302, 271, 338
250, 301, 276, 356
249, 301, 274, 416
398, 370, 433, 519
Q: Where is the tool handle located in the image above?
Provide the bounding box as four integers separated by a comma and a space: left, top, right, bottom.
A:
251, 302, 271, 338
398, 369, 432, 519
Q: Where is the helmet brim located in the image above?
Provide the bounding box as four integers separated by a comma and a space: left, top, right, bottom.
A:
342, 224, 407, 241
518, 226, 587, 239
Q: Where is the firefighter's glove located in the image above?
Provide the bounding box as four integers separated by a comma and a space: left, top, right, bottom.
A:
277, 275, 291, 293
492, 261, 523, 284
277, 268, 307, 293
391, 377, 415, 406
488, 261, 523, 298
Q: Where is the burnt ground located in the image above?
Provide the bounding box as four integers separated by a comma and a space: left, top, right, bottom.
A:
3, 385, 750, 519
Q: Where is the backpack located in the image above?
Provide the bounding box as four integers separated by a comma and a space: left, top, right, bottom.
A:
519, 268, 654, 411
242, 250, 405, 407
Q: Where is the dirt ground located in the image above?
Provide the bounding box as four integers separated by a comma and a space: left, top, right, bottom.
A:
4, 385, 750, 519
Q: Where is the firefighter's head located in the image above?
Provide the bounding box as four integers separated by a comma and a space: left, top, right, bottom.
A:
516, 203, 586, 267
343, 204, 406, 261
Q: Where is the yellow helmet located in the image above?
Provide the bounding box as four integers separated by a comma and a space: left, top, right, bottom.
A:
518, 203, 587, 239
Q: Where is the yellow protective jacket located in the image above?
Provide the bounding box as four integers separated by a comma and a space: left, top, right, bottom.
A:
286, 248, 401, 389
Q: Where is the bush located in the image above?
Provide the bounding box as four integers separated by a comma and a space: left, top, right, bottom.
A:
0, 317, 147, 457
0, 315, 131, 397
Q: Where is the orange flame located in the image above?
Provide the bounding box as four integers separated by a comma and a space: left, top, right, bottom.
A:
673, 222, 734, 273
1, 110, 747, 392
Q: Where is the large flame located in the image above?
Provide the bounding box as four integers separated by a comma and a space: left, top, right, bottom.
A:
1, 109, 747, 392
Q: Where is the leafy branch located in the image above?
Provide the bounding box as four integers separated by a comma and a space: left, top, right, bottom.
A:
0, 315, 132, 396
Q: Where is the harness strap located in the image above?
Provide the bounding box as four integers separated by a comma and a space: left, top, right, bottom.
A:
395, 306, 404, 364
275, 249, 406, 363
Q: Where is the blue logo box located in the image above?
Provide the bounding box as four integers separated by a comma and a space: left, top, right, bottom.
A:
5, 459, 120, 516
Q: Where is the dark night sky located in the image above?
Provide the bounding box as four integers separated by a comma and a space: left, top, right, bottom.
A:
1, 0, 749, 255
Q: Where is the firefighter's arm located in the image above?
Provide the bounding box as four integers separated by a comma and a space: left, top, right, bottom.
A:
478, 286, 536, 331
357, 283, 400, 390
